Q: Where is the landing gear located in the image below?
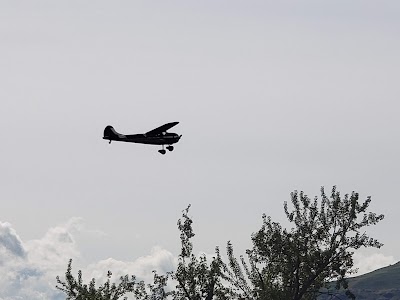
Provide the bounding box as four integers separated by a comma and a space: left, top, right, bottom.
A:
158, 145, 174, 154
109, 140, 112, 144
158, 145, 166, 155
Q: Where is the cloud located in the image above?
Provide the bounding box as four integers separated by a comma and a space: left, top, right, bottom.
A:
353, 252, 396, 275
0, 218, 177, 300
84, 246, 177, 285
0, 219, 83, 299
24, 217, 82, 272
0, 221, 26, 262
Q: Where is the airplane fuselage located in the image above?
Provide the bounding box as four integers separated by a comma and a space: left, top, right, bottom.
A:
104, 133, 181, 145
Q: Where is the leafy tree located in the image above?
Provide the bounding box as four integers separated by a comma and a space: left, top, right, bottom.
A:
56, 259, 137, 300
170, 205, 230, 300
56, 205, 228, 300
57, 187, 384, 300
56, 259, 171, 300
131, 270, 171, 300
223, 186, 384, 300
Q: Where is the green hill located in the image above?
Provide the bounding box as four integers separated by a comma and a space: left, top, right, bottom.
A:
319, 262, 400, 300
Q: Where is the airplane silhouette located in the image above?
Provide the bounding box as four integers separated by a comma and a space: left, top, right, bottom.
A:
103, 122, 181, 154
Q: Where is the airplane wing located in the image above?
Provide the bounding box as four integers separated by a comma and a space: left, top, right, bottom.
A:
145, 122, 179, 136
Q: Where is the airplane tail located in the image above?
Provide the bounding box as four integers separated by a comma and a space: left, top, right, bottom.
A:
103, 125, 120, 140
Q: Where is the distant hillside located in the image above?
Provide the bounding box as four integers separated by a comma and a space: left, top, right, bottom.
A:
318, 262, 400, 300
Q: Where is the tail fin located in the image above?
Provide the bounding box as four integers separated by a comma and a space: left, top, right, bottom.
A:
103, 125, 120, 139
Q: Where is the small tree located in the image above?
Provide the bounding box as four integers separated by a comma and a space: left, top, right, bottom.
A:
56, 259, 171, 300
170, 205, 230, 300
223, 186, 384, 300
56, 259, 137, 300
55, 205, 227, 300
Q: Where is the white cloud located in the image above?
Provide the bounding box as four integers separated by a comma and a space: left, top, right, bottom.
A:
84, 246, 177, 285
0, 218, 80, 300
0, 218, 177, 300
0, 221, 26, 263
24, 217, 82, 272
353, 252, 396, 276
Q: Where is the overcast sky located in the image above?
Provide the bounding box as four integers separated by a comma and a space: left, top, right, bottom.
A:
1, 1, 399, 298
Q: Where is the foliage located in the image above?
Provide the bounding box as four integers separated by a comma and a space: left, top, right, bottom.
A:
56, 259, 172, 300
56, 259, 136, 300
57, 186, 384, 300
170, 205, 230, 300
130, 270, 171, 300
223, 186, 384, 300
56, 205, 228, 300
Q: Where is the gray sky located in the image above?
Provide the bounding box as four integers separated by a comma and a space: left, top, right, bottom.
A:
1, 1, 399, 298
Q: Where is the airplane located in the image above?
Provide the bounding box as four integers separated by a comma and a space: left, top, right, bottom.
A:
103, 122, 181, 154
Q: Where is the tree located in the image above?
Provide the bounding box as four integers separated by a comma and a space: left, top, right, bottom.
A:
56, 259, 171, 300
56, 259, 137, 300
170, 205, 230, 300
223, 186, 384, 300
57, 186, 384, 300
56, 205, 228, 300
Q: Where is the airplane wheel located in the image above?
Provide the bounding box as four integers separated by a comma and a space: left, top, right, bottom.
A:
166, 146, 174, 151
158, 149, 166, 155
